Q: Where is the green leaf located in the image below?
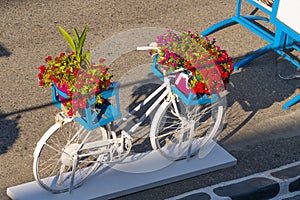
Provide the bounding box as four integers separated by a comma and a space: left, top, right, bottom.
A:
77, 24, 88, 56
85, 52, 91, 63
73, 27, 80, 45
58, 26, 76, 53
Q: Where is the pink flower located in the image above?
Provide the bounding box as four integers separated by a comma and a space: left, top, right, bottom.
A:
78, 99, 87, 108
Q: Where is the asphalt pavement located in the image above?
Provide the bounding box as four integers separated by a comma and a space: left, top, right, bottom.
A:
1, 0, 300, 199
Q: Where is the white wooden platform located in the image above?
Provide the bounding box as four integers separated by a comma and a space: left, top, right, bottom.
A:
7, 143, 236, 200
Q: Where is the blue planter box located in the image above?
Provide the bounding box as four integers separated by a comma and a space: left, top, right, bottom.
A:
151, 54, 218, 106
51, 82, 121, 130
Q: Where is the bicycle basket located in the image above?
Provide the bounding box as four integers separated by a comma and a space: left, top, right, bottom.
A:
151, 54, 218, 106
52, 82, 121, 130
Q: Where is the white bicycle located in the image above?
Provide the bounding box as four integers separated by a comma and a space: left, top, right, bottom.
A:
33, 46, 226, 193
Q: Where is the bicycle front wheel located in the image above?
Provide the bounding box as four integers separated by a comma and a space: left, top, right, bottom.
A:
150, 96, 225, 161
33, 121, 108, 193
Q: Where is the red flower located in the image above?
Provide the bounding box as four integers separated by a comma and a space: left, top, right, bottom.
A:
62, 101, 67, 107
66, 90, 72, 96
191, 81, 205, 95
39, 80, 44, 86
221, 51, 228, 58
38, 73, 43, 80
74, 69, 79, 77
221, 71, 229, 79
38, 65, 46, 73
52, 78, 58, 83
45, 56, 52, 62
54, 57, 61, 63
97, 80, 103, 85
229, 63, 233, 72
60, 52, 65, 57
91, 88, 100, 94
99, 58, 106, 63
67, 108, 75, 116
106, 80, 111, 87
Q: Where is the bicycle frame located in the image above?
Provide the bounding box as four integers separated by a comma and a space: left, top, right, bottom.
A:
114, 71, 179, 135
77, 71, 181, 153
57, 55, 183, 162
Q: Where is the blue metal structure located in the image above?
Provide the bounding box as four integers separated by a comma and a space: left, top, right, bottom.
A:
202, 0, 300, 109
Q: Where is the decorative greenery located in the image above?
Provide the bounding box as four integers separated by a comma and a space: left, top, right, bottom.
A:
151, 30, 233, 96
37, 25, 113, 116
58, 24, 89, 63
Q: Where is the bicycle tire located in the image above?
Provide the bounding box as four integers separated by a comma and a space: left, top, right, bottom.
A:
150, 95, 225, 161
33, 121, 107, 193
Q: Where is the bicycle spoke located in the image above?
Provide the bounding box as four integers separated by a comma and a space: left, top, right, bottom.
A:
152, 95, 225, 160
33, 122, 107, 193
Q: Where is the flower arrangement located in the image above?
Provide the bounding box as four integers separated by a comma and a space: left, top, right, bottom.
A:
71, 59, 112, 113
38, 52, 81, 89
151, 30, 233, 96
37, 25, 113, 116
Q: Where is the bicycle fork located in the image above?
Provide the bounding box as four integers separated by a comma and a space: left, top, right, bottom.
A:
170, 98, 196, 161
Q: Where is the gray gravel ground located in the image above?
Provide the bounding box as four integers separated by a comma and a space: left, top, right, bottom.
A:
1, 0, 300, 199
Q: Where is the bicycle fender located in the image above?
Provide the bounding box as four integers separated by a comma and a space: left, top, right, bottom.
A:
33, 123, 61, 158
149, 100, 170, 150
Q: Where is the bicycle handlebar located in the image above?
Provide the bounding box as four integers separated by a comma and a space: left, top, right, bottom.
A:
136, 46, 159, 51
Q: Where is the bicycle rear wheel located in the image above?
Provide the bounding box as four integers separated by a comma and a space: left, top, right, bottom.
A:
150, 95, 225, 161
33, 121, 107, 193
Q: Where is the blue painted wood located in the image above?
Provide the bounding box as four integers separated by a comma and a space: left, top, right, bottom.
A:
282, 94, 300, 110
201, 18, 236, 36
234, 44, 273, 70
52, 82, 121, 130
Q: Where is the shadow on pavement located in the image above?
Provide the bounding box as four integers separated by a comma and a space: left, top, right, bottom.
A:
221, 51, 299, 143
0, 44, 11, 57
0, 110, 20, 154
